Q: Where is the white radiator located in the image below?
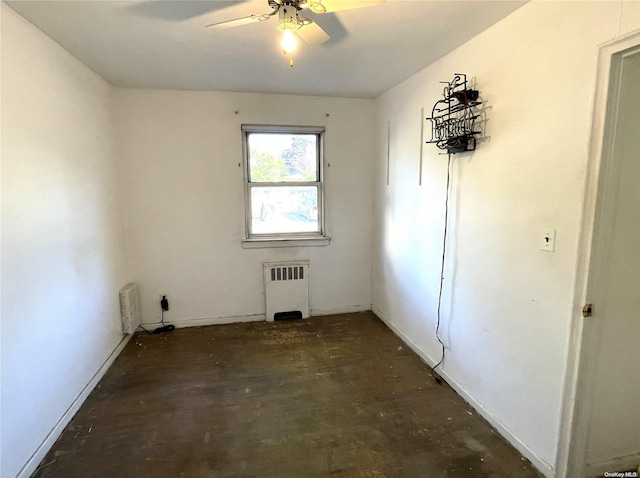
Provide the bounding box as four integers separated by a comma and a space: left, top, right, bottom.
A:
264, 261, 309, 322
119, 283, 141, 335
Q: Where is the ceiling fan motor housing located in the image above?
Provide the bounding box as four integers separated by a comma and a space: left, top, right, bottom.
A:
278, 2, 303, 31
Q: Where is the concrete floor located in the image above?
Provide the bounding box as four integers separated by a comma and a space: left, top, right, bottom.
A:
33, 312, 542, 477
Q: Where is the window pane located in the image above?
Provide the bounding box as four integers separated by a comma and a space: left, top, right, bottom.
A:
248, 133, 318, 182
251, 186, 319, 234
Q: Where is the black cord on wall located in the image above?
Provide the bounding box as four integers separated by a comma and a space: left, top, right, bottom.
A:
155, 295, 175, 333
431, 152, 452, 384
135, 296, 174, 335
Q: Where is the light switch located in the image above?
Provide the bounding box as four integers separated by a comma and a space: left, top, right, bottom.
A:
540, 228, 555, 252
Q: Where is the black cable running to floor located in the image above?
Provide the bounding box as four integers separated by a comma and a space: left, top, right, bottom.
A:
155, 296, 174, 334
432, 152, 452, 384
135, 298, 174, 335
136, 324, 153, 335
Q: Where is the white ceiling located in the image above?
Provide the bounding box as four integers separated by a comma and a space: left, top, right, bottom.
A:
5, 0, 527, 98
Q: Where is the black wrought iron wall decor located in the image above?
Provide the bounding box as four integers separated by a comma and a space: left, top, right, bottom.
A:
426, 74, 481, 154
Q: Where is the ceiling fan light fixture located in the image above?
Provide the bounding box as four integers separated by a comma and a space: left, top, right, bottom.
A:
278, 18, 301, 32
278, 3, 300, 59
277, 3, 302, 31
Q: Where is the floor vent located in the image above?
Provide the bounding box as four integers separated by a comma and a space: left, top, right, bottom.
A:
264, 261, 309, 322
274, 311, 303, 321
119, 282, 140, 335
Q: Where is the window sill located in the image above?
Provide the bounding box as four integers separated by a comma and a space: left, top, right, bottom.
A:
241, 236, 331, 249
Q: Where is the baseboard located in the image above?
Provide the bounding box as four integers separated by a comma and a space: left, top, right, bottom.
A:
371, 305, 554, 478
310, 304, 371, 316
16, 334, 132, 478
586, 452, 640, 477
141, 313, 265, 330
141, 308, 373, 330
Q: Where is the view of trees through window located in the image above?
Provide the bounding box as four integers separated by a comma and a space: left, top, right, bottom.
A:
247, 132, 321, 235
250, 135, 316, 182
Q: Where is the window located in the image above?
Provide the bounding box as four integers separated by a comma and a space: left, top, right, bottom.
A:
242, 125, 329, 247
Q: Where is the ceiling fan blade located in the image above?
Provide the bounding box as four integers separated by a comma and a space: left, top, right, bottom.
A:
297, 20, 330, 45
205, 12, 274, 29
307, 0, 385, 14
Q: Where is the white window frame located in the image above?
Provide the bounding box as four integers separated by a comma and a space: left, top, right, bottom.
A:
241, 124, 330, 248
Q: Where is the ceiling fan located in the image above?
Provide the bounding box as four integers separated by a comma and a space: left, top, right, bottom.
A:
205, 0, 386, 66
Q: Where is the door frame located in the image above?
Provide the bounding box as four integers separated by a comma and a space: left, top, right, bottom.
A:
556, 29, 640, 478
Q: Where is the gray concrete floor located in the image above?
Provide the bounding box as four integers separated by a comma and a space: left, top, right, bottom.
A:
33, 312, 542, 477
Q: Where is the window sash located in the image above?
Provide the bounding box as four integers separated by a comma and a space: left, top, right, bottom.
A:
247, 134, 319, 183
247, 183, 322, 237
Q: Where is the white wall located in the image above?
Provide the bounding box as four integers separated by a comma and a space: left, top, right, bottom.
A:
115, 89, 374, 327
372, 2, 639, 476
1, 5, 128, 478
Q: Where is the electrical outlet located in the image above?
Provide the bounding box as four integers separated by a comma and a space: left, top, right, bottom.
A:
540, 228, 555, 252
